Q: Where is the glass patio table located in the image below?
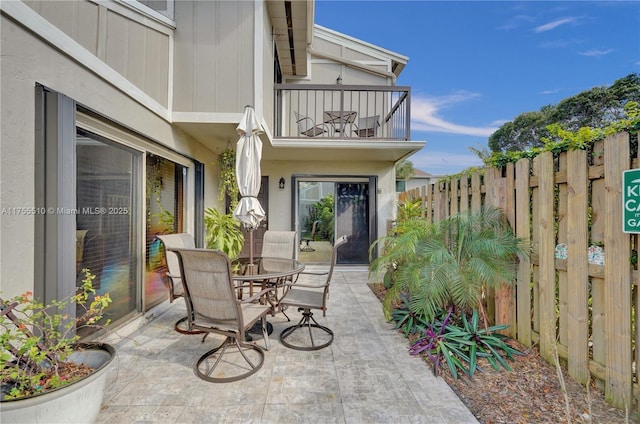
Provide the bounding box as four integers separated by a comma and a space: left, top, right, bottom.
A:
232, 256, 305, 304
232, 256, 305, 335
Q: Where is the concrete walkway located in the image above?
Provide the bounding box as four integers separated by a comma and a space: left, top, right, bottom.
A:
97, 269, 478, 423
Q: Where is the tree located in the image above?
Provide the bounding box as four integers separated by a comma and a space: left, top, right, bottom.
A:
488, 73, 640, 153
395, 159, 414, 180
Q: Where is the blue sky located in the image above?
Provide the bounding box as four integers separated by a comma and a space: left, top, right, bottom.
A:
315, 1, 640, 175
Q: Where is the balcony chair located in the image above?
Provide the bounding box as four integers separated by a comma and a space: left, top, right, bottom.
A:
157, 233, 205, 335
300, 220, 319, 252
294, 111, 329, 137
169, 247, 274, 382
278, 234, 349, 351
353, 115, 380, 137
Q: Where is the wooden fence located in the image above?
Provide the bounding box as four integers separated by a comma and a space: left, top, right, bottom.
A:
398, 131, 638, 411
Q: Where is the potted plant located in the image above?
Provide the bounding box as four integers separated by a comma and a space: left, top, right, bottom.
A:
0, 269, 115, 423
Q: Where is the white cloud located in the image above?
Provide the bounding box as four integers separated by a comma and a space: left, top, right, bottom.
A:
578, 48, 613, 57
534, 17, 577, 33
410, 94, 499, 137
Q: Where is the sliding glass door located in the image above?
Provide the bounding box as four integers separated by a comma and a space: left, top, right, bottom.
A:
296, 177, 376, 265
76, 130, 139, 327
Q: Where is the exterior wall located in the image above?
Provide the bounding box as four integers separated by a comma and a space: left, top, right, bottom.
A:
406, 177, 437, 191
0, 7, 219, 298
262, 159, 396, 251
24, 0, 172, 107
172, 0, 256, 113
309, 32, 394, 86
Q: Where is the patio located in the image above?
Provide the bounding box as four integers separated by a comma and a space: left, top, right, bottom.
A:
96, 268, 478, 423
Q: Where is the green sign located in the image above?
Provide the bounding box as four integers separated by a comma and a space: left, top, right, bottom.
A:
623, 169, 640, 233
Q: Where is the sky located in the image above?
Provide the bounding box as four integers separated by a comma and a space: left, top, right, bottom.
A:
314, 0, 640, 175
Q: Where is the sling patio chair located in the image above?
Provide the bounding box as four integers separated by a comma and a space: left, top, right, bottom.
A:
300, 220, 319, 252
353, 115, 380, 137
278, 234, 349, 350
169, 247, 275, 382
257, 230, 298, 316
294, 111, 330, 137
157, 233, 205, 335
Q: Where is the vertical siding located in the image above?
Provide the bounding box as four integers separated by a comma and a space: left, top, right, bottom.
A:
173, 0, 255, 113
27, 1, 170, 107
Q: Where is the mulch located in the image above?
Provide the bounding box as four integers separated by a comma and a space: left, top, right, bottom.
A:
367, 283, 638, 424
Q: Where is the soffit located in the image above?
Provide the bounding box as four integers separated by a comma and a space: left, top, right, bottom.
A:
173, 121, 424, 163
266, 0, 311, 77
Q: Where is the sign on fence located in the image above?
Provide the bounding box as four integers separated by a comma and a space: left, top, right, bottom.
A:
622, 168, 640, 233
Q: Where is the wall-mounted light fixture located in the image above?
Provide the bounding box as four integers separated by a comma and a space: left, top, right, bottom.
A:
279, 177, 285, 189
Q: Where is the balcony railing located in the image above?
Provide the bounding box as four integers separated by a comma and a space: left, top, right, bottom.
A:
274, 84, 411, 141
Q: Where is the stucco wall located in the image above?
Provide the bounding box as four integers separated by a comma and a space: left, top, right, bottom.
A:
262, 159, 395, 255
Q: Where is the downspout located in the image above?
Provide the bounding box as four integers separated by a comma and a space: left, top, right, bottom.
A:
308, 47, 398, 85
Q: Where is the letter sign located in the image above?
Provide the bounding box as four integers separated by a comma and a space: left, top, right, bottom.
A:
623, 169, 640, 233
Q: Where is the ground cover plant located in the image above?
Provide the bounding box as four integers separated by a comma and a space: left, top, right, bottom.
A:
369, 282, 637, 423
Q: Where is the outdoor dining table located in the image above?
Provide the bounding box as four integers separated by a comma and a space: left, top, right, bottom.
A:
323, 110, 357, 136
232, 256, 305, 335
232, 256, 305, 303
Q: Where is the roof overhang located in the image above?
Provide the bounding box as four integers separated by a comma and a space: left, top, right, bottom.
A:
266, 0, 313, 77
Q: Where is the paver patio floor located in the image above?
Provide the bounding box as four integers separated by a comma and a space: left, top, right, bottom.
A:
97, 269, 478, 423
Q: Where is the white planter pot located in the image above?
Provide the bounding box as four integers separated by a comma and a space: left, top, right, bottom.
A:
0, 343, 115, 424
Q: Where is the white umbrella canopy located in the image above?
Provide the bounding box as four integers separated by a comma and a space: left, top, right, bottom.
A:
233, 105, 266, 230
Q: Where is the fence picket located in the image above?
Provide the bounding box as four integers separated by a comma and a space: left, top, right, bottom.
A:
397, 131, 637, 410
603, 132, 632, 409
566, 149, 590, 385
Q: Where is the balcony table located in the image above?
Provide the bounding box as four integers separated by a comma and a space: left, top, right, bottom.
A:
323, 110, 357, 136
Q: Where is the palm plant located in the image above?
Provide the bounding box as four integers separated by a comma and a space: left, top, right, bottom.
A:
370, 206, 528, 325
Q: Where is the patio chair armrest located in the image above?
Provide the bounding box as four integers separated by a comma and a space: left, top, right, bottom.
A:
240, 287, 275, 304
300, 270, 329, 276
281, 282, 328, 290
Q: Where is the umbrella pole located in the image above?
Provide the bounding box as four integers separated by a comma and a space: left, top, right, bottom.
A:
248, 227, 254, 296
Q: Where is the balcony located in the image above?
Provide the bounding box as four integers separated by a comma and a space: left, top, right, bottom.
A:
274, 84, 411, 141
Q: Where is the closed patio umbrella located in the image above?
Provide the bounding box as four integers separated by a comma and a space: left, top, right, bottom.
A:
233, 105, 266, 277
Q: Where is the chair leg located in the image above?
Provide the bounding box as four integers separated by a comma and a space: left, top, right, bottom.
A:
279, 308, 334, 351
195, 336, 265, 383
300, 240, 315, 252
174, 316, 206, 335
261, 317, 270, 351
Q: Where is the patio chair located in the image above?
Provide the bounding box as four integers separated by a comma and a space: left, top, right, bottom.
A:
278, 234, 349, 350
261, 230, 297, 259
294, 111, 329, 137
157, 233, 204, 335
300, 220, 319, 252
169, 247, 274, 382
353, 115, 380, 137
258, 230, 297, 311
